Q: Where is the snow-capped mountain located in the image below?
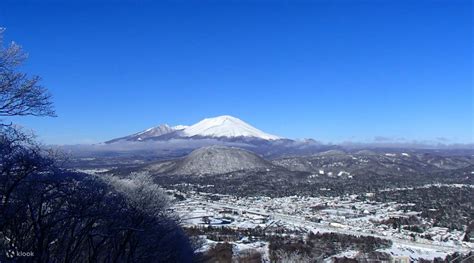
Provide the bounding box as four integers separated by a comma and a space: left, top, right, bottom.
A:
180, 115, 281, 140
106, 115, 282, 143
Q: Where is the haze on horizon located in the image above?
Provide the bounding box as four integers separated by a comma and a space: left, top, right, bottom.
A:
1, 0, 472, 145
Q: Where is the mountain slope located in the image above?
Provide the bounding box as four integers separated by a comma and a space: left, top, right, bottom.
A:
272, 150, 474, 178
105, 124, 174, 143
131, 125, 176, 140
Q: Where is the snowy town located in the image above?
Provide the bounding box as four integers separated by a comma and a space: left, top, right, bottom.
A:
169, 185, 473, 262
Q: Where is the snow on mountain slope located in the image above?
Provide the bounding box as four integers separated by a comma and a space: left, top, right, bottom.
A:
105, 124, 176, 143
173, 125, 188, 130
181, 115, 281, 140
135, 124, 175, 139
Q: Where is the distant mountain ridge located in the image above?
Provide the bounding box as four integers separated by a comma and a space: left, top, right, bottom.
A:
82, 115, 473, 161
106, 115, 282, 143
133, 146, 474, 180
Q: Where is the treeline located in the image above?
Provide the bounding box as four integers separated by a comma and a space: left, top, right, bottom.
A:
152, 164, 472, 199
268, 232, 392, 261
186, 225, 393, 262
0, 127, 193, 262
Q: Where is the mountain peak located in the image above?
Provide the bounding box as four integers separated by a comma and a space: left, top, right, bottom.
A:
182, 115, 281, 140
209, 115, 240, 122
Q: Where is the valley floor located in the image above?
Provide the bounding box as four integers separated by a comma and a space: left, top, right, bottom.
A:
169, 184, 473, 262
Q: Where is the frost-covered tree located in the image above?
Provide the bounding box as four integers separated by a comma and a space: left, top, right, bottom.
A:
0, 28, 54, 120
103, 172, 171, 218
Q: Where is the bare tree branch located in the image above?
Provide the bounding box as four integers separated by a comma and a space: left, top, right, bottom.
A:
0, 29, 55, 120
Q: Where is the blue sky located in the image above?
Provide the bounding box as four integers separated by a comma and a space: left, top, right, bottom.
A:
1, 0, 472, 144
